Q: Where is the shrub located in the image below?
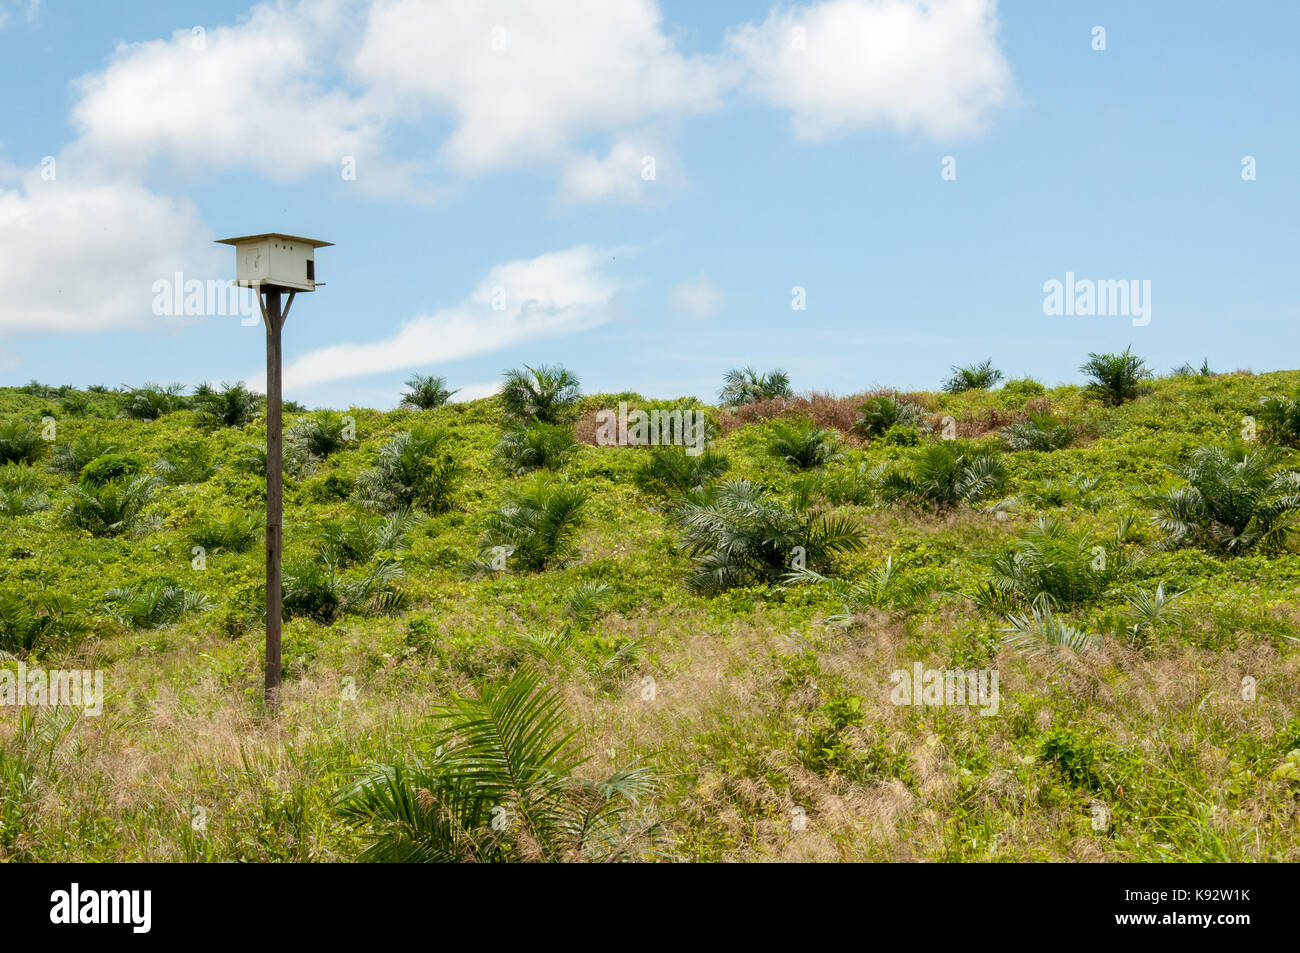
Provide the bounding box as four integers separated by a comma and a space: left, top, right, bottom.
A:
316, 509, 422, 566
495, 422, 577, 474
193, 381, 261, 428
78, 453, 143, 487
282, 556, 406, 623
120, 383, 187, 420
809, 462, 886, 506
288, 411, 353, 458
880, 441, 1007, 507
357, 427, 462, 513
983, 516, 1136, 610
400, 374, 458, 410
854, 394, 928, 437
943, 359, 1003, 393
1080, 348, 1152, 406
668, 480, 865, 593
1000, 377, 1046, 402
0, 591, 88, 658
234, 440, 314, 480
103, 583, 212, 628
1000, 608, 1097, 657
1145, 444, 1300, 555
501, 365, 582, 424
188, 509, 263, 553
0, 421, 45, 466
154, 442, 217, 484
1000, 410, 1075, 451
335, 667, 655, 862
1254, 391, 1300, 448
49, 435, 115, 477
766, 420, 842, 469
634, 448, 729, 497
64, 475, 155, 537
478, 474, 588, 572
718, 367, 793, 409
788, 555, 927, 619
0, 465, 49, 516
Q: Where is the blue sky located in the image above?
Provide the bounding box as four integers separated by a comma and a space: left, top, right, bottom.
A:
1, 0, 1296, 409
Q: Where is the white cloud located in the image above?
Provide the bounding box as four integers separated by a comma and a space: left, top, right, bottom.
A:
64, 0, 729, 200
68, 1, 392, 184
0, 173, 221, 333
670, 273, 722, 318
558, 132, 679, 204
726, 0, 1012, 141
270, 245, 619, 391
353, 0, 729, 173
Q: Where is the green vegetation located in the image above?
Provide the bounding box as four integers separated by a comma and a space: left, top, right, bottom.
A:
943, 359, 1004, 393
718, 366, 792, 408
4, 361, 1300, 862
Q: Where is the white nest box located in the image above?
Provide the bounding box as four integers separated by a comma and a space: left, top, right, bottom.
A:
215, 233, 333, 292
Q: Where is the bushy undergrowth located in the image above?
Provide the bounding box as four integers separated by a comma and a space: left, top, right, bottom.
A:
5, 364, 1300, 864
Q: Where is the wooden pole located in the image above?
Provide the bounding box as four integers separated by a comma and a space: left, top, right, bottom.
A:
263, 287, 283, 710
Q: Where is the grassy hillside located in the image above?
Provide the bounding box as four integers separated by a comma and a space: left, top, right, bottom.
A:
3, 365, 1300, 862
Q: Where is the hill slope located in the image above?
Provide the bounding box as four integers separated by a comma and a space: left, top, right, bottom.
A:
2, 369, 1300, 861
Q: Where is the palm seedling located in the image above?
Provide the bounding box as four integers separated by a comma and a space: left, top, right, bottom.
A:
0, 591, 89, 659
786, 555, 927, 623
64, 475, 155, 537
400, 374, 458, 411
880, 440, 1007, 507
943, 359, 1004, 393
102, 583, 212, 629
357, 426, 462, 513
477, 474, 589, 572
315, 509, 423, 566
495, 422, 577, 475
717, 367, 793, 409
668, 479, 865, 593
192, 381, 261, 428
0, 465, 49, 516
1144, 444, 1300, 555
633, 447, 729, 497
854, 393, 928, 437
766, 420, 842, 470
1000, 607, 1097, 657
981, 516, 1137, 611
334, 667, 656, 862
1000, 410, 1075, 451
49, 434, 116, 477
281, 556, 407, 623
0, 421, 45, 466
500, 365, 582, 424
288, 411, 353, 458
1080, 347, 1151, 406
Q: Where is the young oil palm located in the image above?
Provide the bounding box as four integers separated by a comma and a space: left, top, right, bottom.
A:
478, 473, 589, 571
1145, 444, 1300, 555
500, 365, 581, 424
669, 479, 865, 593
334, 667, 655, 862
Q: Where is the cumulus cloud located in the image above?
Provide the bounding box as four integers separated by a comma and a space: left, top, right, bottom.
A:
670, 273, 722, 318
353, 0, 729, 173
0, 172, 221, 333
270, 245, 619, 391
68, 1, 390, 183
726, 0, 1012, 141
